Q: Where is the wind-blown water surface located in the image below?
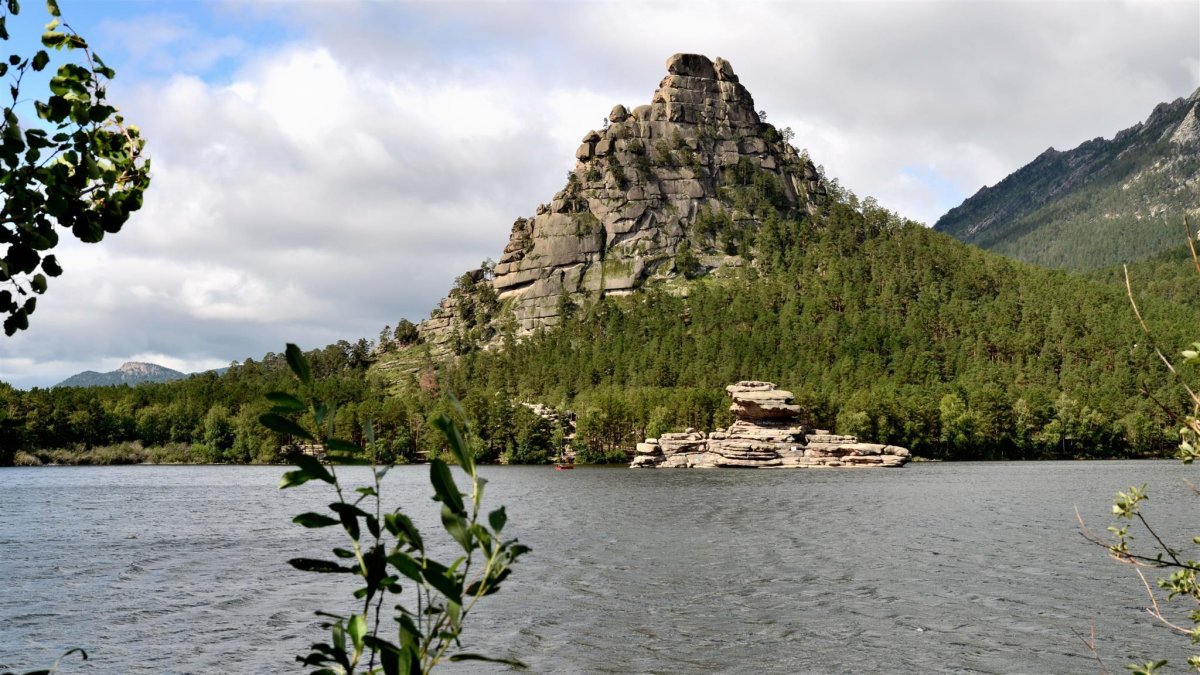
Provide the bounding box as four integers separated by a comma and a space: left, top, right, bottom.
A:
1, 461, 1195, 673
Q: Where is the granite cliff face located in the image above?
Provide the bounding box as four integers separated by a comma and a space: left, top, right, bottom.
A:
632, 382, 911, 468
419, 54, 827, 353
934, 88, 1200, 271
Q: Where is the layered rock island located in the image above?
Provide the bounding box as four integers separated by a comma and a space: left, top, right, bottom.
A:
632, 382, 911, 468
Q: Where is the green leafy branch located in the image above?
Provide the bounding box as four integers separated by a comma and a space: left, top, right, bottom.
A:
262, 343, 528, 674
0, 0, 151, 335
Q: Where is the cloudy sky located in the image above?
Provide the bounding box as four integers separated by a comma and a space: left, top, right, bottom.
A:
1, 0, 1197, 389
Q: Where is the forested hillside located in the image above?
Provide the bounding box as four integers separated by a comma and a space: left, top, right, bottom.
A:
1088, 242, 1200, 311
3, 199, 1195, 464
934, 88, 1200, 270
432, 199, 1197, 460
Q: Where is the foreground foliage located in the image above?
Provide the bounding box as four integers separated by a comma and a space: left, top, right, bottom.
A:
266, 344, 527, 674
0, 0, 150, 335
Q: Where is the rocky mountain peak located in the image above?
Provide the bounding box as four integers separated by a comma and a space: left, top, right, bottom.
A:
1169, 102, 1199, 146
934, 86, 1200, 269
419, 53, 827, 353
55, 361, 186, 388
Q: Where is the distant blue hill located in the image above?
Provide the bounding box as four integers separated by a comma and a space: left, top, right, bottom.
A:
54, 362, 188, 388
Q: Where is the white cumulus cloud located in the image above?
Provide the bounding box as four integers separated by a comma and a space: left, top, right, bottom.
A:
2, 0, 1197, 388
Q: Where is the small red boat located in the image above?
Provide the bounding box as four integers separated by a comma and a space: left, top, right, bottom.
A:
554, 463, 574, 471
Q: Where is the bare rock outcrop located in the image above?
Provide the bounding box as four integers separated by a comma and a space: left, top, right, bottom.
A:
417, 54, 828, 352
631, 382, 910, 469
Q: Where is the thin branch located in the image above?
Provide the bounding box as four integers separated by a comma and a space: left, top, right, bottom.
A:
1075, 505, 1101, 542
1124, 264, 1200, 407
1139, 385, 1184, 426
1135, 511, 1184, 567
1134, 567, 1194, 636
1184, 477, 1199, 497
1069, 622, 1111, 675
1184, 214, 1200, 277
1075, 506, 1200, 572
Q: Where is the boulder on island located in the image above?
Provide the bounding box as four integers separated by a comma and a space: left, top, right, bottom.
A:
631, 381, 910, 469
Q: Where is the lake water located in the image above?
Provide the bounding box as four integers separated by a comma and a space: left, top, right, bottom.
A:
1, 461, 1197, 674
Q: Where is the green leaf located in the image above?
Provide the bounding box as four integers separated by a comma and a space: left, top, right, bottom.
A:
46, 0, 60, 17
432, 413, 474, 473
293, 512, 340, 528
41, 30, 64, 49
421, 559, 462, 605
329, 502, 370, 518
429, 459, 465, 516
279, 469, 308, 490
288, 558, 354, 573
325, 438, 360, 455
387, 552, 422, 582
448, 653, 527, 669
265, 391, 305, 411
259, 412, 315, 441
441, 504, 472, 552
347, 613, 366, 654
466, 567, 511, 597
40, 254, 61, 276
285, 342, 312, 385
329, 502, 362, 541
397, 614, 420, 651
30, 49, 47, 71
384, 512, 424, 551
331, 620, 346, 655
361, 636, 410, 675
5, 309, 29, 336
488, 506, 507, 533
278, 452, 335, 489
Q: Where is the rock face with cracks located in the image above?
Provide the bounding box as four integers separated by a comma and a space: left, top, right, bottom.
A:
417, 54, 827, 354
631, 381, 911, 468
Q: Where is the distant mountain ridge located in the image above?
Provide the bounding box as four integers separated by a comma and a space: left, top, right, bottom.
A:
55, 362, 187, 388
934, 87, 1200, 270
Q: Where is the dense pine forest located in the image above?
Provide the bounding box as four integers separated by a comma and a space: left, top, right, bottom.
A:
439, 200, 1198, 460
4, 194, 1198, 466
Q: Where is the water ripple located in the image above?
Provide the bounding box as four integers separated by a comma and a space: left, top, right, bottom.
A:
0, 462, 1197, 673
